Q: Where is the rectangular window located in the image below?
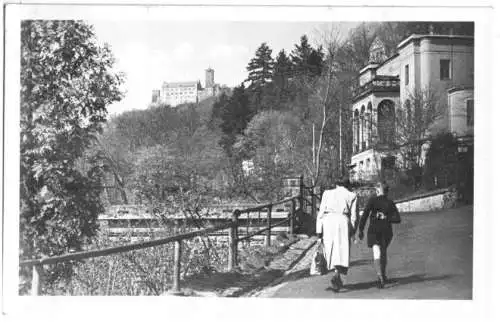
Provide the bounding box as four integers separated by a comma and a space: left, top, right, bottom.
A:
405, 64, 409, 85
466, 99, 474, 126
440, 59, 451, 80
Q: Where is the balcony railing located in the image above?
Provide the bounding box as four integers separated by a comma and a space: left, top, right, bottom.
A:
353, 141, 399, 156
353, 76, 400, 101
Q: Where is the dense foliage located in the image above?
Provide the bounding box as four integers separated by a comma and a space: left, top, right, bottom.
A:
423, 133, 473, 198
42, 228, 229, 295
20, 21, 123, 261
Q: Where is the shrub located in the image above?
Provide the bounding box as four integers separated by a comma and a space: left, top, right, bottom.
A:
40, 229, 229, 296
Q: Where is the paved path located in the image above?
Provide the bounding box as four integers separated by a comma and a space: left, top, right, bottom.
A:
261, 205, 473, 299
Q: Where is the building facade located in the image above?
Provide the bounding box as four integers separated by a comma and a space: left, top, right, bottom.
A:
159, 80, 202, 107
350, 33, 474, 182
152, 67, 224, 107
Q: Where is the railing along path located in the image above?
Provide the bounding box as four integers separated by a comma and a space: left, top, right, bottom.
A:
20, 195, 303, 296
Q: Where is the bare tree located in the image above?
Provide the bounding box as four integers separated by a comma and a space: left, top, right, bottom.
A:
308, 24, 366, 187
395, 88, 444, 167
391, 88, 445, 187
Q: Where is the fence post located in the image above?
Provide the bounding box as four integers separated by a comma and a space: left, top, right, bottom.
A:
290, 199, 296, 236
265, 205, 272, 246
31, 265, 43, 296
228, 210, 239, 271
172, 240, 182, 293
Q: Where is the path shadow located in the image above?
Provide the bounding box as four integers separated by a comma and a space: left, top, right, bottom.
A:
323, 274, 454, 293
342, 274, 454, 292
350, 259, 372, 267
183, 268, 283, 293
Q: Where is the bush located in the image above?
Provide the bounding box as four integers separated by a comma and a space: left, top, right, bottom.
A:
39, 229, 229, 296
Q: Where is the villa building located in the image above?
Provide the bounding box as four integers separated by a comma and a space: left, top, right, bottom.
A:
349, 33, 474, 182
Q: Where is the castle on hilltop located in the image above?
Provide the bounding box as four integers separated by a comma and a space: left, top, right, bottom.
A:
151, 67, 227, 107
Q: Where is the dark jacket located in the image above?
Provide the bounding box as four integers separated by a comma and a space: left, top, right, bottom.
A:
359, 195, 401, 234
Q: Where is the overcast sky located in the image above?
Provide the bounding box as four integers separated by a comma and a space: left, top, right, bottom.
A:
90, 21, 357, 115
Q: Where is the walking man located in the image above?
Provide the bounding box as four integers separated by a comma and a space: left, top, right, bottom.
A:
316, 177, 358, 292
358, 181, 401, 288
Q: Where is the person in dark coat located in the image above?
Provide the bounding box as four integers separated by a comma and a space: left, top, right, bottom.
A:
358, 181, 401, 288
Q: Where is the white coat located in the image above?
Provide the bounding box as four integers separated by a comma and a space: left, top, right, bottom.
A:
316, 186, 358, 270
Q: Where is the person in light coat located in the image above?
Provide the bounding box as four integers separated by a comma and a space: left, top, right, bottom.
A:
316, 177, 358, 292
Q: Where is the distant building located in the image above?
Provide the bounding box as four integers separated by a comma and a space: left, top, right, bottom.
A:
151, 67, 228, 107
350, 33, 474, 182
205, 67, 215, 88
159, 80, 202, 107
151, 89, 160, 103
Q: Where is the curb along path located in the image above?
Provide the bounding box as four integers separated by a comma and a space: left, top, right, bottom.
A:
170, 236, 317, 297
247, 238, 319, 297
243, 236, 317, 297
222, 236, 317, 297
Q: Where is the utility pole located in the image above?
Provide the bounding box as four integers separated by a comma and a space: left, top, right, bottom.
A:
339, 106, 342, 176
312, 123, 316, 170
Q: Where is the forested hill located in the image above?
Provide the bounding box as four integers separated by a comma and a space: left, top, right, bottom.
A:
176, 96, 219, 116
90, 21, 474, 207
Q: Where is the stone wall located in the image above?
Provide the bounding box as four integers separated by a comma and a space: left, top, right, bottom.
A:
395, 187, 459, 212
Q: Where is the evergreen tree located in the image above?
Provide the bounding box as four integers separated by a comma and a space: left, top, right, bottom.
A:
273, 49, 293, 88
246, 43, 275, 112
290, 35, 324, 78
308, 46, 325, 76
217, 84, 253, 155
246, 42, 275, 88
291, 35, 313, 73
210, 92, 230, 129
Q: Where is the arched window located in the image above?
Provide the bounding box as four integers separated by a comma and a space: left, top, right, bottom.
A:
353, 110, 359, 153
377, 100, 396, 146
404, 99, 412, 126
466, 99, 474, 127
367, 102, 373, 147
360, 106, 365, 151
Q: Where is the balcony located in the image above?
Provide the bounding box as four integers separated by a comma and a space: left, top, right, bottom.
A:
353, 75, 400, 101
353, 142, 373, 156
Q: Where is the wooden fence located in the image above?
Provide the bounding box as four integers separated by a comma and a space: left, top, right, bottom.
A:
19, 195, 303, 296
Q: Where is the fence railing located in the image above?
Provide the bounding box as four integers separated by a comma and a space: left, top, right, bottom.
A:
19, 195, 302, 296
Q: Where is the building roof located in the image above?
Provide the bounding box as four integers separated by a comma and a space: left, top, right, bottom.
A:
447, 86, 474, 94
397, 34, 474, 50
359, 53, 400, 76
162, 81, 200, 88
359, 63, 380, 75
358, 33, 472, 76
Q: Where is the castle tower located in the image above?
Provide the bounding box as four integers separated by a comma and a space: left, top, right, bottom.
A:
205, 67, 215, 88
151, 89, 160, 103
